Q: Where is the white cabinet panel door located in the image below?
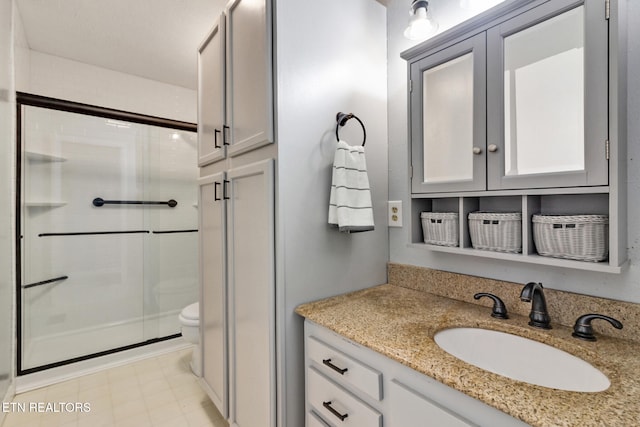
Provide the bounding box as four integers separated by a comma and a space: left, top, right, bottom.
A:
198, 14, 226, 166
227, 159, 275, 427
198, 173, 228, 417
387, 379, 476, 427
226, 0, 274, 157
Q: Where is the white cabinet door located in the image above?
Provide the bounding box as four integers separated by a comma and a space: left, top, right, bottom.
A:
198, 173, 228, 417
227, 159, 275, 427
486, 0, 609, 190
198, 14, 226, 166
387, 379, 476, 427
410, 32, 486, 194
226, 0, 274, 157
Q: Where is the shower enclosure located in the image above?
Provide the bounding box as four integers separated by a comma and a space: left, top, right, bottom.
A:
17, 94, 199, 374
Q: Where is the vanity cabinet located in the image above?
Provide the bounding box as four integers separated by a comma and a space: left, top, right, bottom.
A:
197, 0, 274, 167
402, 0, 627, 272
198, 159, 275, 427
304, 320, 528, 427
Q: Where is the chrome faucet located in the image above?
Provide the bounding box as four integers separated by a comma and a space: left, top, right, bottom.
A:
520, 282, 551, 329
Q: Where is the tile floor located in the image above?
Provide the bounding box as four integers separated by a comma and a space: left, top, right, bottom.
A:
2, 348, 228, 427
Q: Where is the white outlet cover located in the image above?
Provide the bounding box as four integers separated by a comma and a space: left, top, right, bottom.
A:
388, 201, 403, 227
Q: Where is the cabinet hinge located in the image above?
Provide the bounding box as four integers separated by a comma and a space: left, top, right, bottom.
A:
409, 79, 413, 93
605, 0, 610, 20
605, 140, 610, 160
409, 165, 414, 178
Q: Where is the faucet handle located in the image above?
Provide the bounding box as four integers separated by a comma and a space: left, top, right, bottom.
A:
572, 314, 623, 341
474, 293, 509, 319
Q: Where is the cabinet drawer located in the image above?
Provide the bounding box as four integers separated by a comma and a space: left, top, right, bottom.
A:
308, 367, 381, 427
308, 335, 382, 401
308, 410, 330, 427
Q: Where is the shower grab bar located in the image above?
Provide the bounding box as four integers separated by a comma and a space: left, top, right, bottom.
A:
152, 229, 198, 234
39, 230, 150, 237
92, 198, 178, 208
23, 275, 68, 289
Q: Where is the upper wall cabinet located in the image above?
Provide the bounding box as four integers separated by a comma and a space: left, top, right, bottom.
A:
406, 0, 608, 193
198, 0, 274, 167
402, 0, 628, 272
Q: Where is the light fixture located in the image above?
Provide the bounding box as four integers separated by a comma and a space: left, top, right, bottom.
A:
459, 0, 504, 12
404, 0, 439, 41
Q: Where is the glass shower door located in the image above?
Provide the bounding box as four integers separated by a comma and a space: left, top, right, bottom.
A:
142, 126, 199, 341
19, 103, 198, 373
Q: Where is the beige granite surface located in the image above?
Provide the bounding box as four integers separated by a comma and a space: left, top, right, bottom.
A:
389, 263, 640, 343
295, 284, 640, 427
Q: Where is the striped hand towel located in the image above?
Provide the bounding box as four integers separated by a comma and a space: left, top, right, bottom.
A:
328, 140, 374, 232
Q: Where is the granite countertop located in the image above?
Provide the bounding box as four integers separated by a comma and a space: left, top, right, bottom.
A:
295, 284, 640, 427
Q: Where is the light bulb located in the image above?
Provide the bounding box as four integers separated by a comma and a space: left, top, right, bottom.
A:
404, 6, 439, 40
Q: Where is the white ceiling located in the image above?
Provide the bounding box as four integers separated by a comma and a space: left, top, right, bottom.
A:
16, 0, 226, 90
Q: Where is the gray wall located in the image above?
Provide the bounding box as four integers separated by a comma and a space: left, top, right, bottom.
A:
0, 0, 15, 405
275, 0, 389, 425
387, 0, 640, 304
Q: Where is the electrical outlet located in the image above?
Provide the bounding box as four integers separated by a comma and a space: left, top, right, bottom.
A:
388, 201, 403, 227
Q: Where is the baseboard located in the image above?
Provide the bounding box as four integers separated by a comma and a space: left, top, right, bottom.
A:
1, 378, 16, 426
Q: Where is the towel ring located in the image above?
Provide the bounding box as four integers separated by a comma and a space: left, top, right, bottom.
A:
335, 112, 366, 146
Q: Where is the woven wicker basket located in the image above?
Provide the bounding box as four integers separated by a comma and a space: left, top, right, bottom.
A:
532, 214, 609, 262
421, 212, 458, 247
468, 212, 522, 253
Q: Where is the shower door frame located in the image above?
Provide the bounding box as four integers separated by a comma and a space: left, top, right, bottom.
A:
15, 92, 197, 376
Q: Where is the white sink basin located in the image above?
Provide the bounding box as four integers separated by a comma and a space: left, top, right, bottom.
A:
434, 327, 609, 392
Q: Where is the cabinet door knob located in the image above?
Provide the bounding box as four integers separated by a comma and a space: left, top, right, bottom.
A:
488, 144, 498, 152
472, 146, 482, 155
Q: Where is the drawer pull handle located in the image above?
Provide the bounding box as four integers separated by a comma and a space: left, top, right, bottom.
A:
322, 358, 348, 375
323, 401, 349, 421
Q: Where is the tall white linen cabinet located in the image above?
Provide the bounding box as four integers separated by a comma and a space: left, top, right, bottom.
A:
196, 1, 389, 426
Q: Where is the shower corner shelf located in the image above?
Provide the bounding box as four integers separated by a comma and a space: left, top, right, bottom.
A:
25, 151, 67, 162
25, 201, 67, 208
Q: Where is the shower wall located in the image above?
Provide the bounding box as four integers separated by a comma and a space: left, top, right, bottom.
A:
19, 104, 198, 372
0, 0, 15, 403
17, 50, 197, 124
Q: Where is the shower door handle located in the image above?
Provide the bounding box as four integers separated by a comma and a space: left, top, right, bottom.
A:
92, 198, 177, 207
214, 182, 221, 201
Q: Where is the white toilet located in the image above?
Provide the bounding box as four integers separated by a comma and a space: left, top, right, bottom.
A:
179, 302, 201, 376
